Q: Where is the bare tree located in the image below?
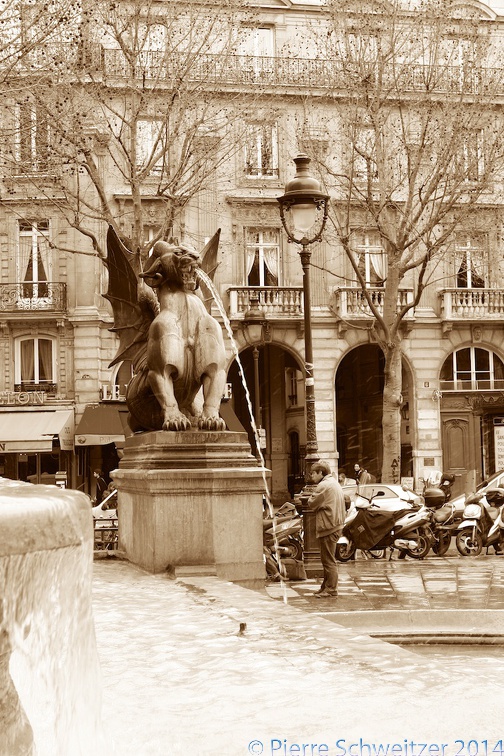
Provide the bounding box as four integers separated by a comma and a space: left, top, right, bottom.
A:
303, 0, 504, 481
0, 0, 264, 262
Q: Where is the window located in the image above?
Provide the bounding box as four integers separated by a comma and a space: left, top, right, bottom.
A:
245, 228, 280, 286
455, 130, 484, 182
15, 336, 55, 390
353, 126, 378, 182
16, 101, 50, 172
351, 230, 387, 285
455, 235, 486, 288
237, 27, 274, 58
136, 119, 166, 175
286, 367, 302, 407
440, 347, 504, 391
244, 123, 278, 178
17, 220, 51, 300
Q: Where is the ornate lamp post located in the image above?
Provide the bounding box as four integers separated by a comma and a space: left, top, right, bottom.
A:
278, 154, 329, 576
277, 154, 329, 476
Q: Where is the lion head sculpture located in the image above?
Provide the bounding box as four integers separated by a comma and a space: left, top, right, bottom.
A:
140, 241, 201, 293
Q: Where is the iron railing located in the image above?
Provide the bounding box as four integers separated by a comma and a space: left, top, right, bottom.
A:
11, 45, 504, 95
0, 283, 67, 312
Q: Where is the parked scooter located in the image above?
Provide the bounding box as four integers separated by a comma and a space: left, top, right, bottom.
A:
421, 472, 461, 556
336, 491, 432, 561
263, 501, 304, 579
455, 487, 504, 557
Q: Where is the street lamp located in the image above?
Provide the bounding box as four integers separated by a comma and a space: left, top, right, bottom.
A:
277, 154, 329, 477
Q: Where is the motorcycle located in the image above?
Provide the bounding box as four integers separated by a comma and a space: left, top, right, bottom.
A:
421, 472, 461, 556
455, 487, 504, 557
263, 501, 304, 579
335, 490, 432, 561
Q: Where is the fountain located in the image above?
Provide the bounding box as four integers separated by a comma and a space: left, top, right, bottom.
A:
0, 477, 104, 755
106, 228, 266, 586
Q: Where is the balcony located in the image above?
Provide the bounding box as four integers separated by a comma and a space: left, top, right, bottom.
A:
440, 289, 504, 320
331, 287, 414, 320
11, 45, 504, 96
228, 287, 303, 319
0, 283, 67, 313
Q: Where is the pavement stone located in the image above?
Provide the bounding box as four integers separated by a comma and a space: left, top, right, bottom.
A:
88, 552, 504, 756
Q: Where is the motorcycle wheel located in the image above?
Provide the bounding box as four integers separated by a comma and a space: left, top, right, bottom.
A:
335, 541, 357, 562
456, 528, 483, 557
285, 537, 303, 561
404, 528, 431, 559
367, 549, 386, 559
432, 531, 451, 557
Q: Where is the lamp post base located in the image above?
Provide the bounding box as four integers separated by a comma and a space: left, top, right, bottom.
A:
297, 481, 323, 579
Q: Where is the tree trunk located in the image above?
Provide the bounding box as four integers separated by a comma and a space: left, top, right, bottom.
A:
381, 342, 403, 484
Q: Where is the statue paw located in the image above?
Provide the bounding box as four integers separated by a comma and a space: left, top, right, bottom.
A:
163, 413, 191, 431
198, 415, 226, 431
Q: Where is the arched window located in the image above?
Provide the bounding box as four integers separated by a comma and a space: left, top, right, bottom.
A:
440, 347, 504, 391
15, 336, 56, 391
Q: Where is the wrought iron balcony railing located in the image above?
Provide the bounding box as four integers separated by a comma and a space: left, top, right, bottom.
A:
440, 289, 504, 319
14, 383, 57, 394
228, 287, 303, 319
331, 287, 414, 319
11, 44, 504, 96
0, 283, 67, 312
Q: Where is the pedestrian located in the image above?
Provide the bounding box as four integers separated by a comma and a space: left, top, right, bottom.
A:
353, 463, 375, 484
308, 461, 346, 598
93, 469, 107, 504
338, 469, 356, 486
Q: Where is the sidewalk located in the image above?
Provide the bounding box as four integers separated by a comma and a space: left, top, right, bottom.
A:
92, 555, 504, 756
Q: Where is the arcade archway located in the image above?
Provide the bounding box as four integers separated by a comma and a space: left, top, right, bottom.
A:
226, 344, 305, 505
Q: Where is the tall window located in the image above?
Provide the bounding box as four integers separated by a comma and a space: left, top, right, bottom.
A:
351, 230, 387, 285
16, 102, 50, 172
441, 348, 504, 391
15, 336, 55, 389
237, 27, 274, 57
17, 220, 51, 299
455, 235, 486, 288
244, 123, 278, 178
245, 228, 280, 286
353, 126, 378, 182
136, 119, 165, 175
455, 130, 484, 182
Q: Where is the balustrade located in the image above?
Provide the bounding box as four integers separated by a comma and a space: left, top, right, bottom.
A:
0, 283, 67, 312
228, 287, 303, 318
441, 289, 504, 319
332, 287, 414, 319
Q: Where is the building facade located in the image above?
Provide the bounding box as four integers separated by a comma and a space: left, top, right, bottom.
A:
0, 0, 504, 502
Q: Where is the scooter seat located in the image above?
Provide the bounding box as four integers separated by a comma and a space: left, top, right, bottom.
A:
487, 505, 500, 521
432, 506, 451, 524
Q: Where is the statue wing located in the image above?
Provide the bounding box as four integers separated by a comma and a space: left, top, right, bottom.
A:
104, 225, 158, 369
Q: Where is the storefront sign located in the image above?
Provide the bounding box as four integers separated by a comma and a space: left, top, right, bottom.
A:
495, 425, 504, 470
0, 392, 45, 405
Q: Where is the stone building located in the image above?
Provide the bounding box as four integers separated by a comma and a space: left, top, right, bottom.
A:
0, 0, 503, 502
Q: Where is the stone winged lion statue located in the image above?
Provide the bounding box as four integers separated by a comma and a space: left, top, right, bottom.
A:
105, 226, 227, 432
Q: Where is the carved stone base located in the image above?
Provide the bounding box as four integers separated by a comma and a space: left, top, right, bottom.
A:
113, 431, 267, 587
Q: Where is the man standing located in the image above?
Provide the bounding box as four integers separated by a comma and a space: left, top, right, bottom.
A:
308, 461, 346, 598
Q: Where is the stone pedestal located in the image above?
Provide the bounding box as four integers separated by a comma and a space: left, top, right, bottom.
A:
113, 431, 267, 587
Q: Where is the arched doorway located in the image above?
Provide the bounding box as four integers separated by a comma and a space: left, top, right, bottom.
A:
226, 344, 305, 505
335, 344, 413, 483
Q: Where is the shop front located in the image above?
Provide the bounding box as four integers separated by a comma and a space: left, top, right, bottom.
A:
74, 403, 131, 497
0, 407, 75, 485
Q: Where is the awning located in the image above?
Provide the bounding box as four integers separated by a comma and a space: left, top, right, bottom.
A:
0, 410, 75, 452
219, 401, 246, 432
75, 404, 131, 446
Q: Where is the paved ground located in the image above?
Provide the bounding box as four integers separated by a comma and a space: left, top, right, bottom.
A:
81, 552, 504, 756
